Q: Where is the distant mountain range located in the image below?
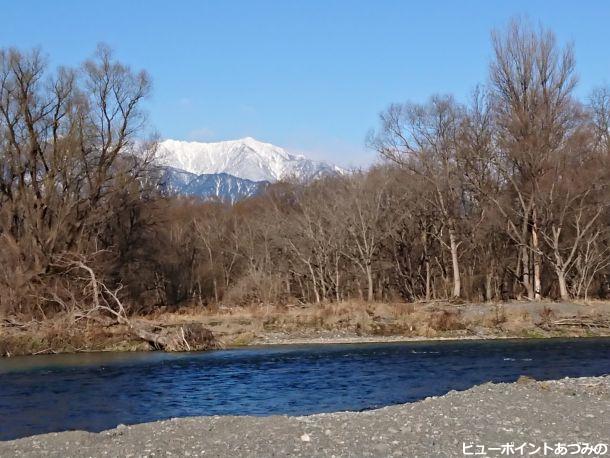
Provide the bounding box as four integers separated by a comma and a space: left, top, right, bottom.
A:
157, 137, 345, 202
159, 167, 268, 204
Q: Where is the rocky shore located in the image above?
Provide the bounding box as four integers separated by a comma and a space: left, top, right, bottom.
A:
1, 375, 608, 457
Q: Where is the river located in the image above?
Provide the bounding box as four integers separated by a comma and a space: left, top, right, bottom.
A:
1, 338, 609, 440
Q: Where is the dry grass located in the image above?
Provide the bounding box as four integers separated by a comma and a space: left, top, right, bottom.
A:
427, 309, 465, 331
0, 316, 145, 357
151, 300, 467, 343
538, 306, 556, 325
3, 300, 610, 356
114, 299, 610, 346
483, 305, 508, 328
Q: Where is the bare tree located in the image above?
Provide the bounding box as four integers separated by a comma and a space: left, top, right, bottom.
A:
371, 95, 466, 297
0, 45, 154, 315
486, 18, 578, 300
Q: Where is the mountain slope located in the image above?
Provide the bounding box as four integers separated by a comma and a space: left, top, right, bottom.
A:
158, 137, 345, 183
159, 167, 268, 204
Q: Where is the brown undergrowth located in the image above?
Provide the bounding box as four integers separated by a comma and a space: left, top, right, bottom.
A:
2, 300, 609, 356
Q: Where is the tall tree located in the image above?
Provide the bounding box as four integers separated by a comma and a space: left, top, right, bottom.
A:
486, 18, 578, 300
371, 95, 466, 297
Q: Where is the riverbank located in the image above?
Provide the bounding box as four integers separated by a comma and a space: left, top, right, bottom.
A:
2, 300, 610, 356
1, 375, 608, 456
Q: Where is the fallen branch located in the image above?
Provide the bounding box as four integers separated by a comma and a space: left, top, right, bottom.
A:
1, 318, 32, 329
550, 316, 610, 329
52, 255, 219, 352
127, 321, 217, 351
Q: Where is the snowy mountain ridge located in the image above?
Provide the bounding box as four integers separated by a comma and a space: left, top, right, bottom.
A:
158, 137, 345, 183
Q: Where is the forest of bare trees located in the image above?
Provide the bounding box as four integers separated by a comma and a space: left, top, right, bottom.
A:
1, 20, 609, 322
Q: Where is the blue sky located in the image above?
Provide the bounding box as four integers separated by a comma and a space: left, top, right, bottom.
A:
3, 1, 610, 167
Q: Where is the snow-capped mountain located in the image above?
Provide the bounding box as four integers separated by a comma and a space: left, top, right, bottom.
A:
158, 137, 345, 183
159, 167, 268, 204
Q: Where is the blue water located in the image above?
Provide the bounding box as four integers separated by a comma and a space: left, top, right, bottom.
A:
0, 338, 609, 440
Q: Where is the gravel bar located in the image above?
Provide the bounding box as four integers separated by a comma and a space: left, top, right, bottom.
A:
1, 376, 608, 457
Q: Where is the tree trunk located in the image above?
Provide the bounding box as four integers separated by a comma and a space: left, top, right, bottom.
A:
365, 263, 374, 302
307, 262, 320, 303
449, 229, 461, 298
425, 258, 431, 301
557, 268, 569, 301
514, 249, 522, 300
318, 266, 327, 302
335, 256, 341, 302
521, 244, 534, 300
297, 275, 305, 301
485, 256, 495, 302
357, 279, 364, 301
485, 271, 494, 302
532, 212, 542, 300
422, 230, 431, 301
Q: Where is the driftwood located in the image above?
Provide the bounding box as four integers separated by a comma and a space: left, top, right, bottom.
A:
53, 256, 219, 352
128, 321, 219, 352
550, 316, 610, 329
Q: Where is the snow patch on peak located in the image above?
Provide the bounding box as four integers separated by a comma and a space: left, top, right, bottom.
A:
158, 138, 344, 183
